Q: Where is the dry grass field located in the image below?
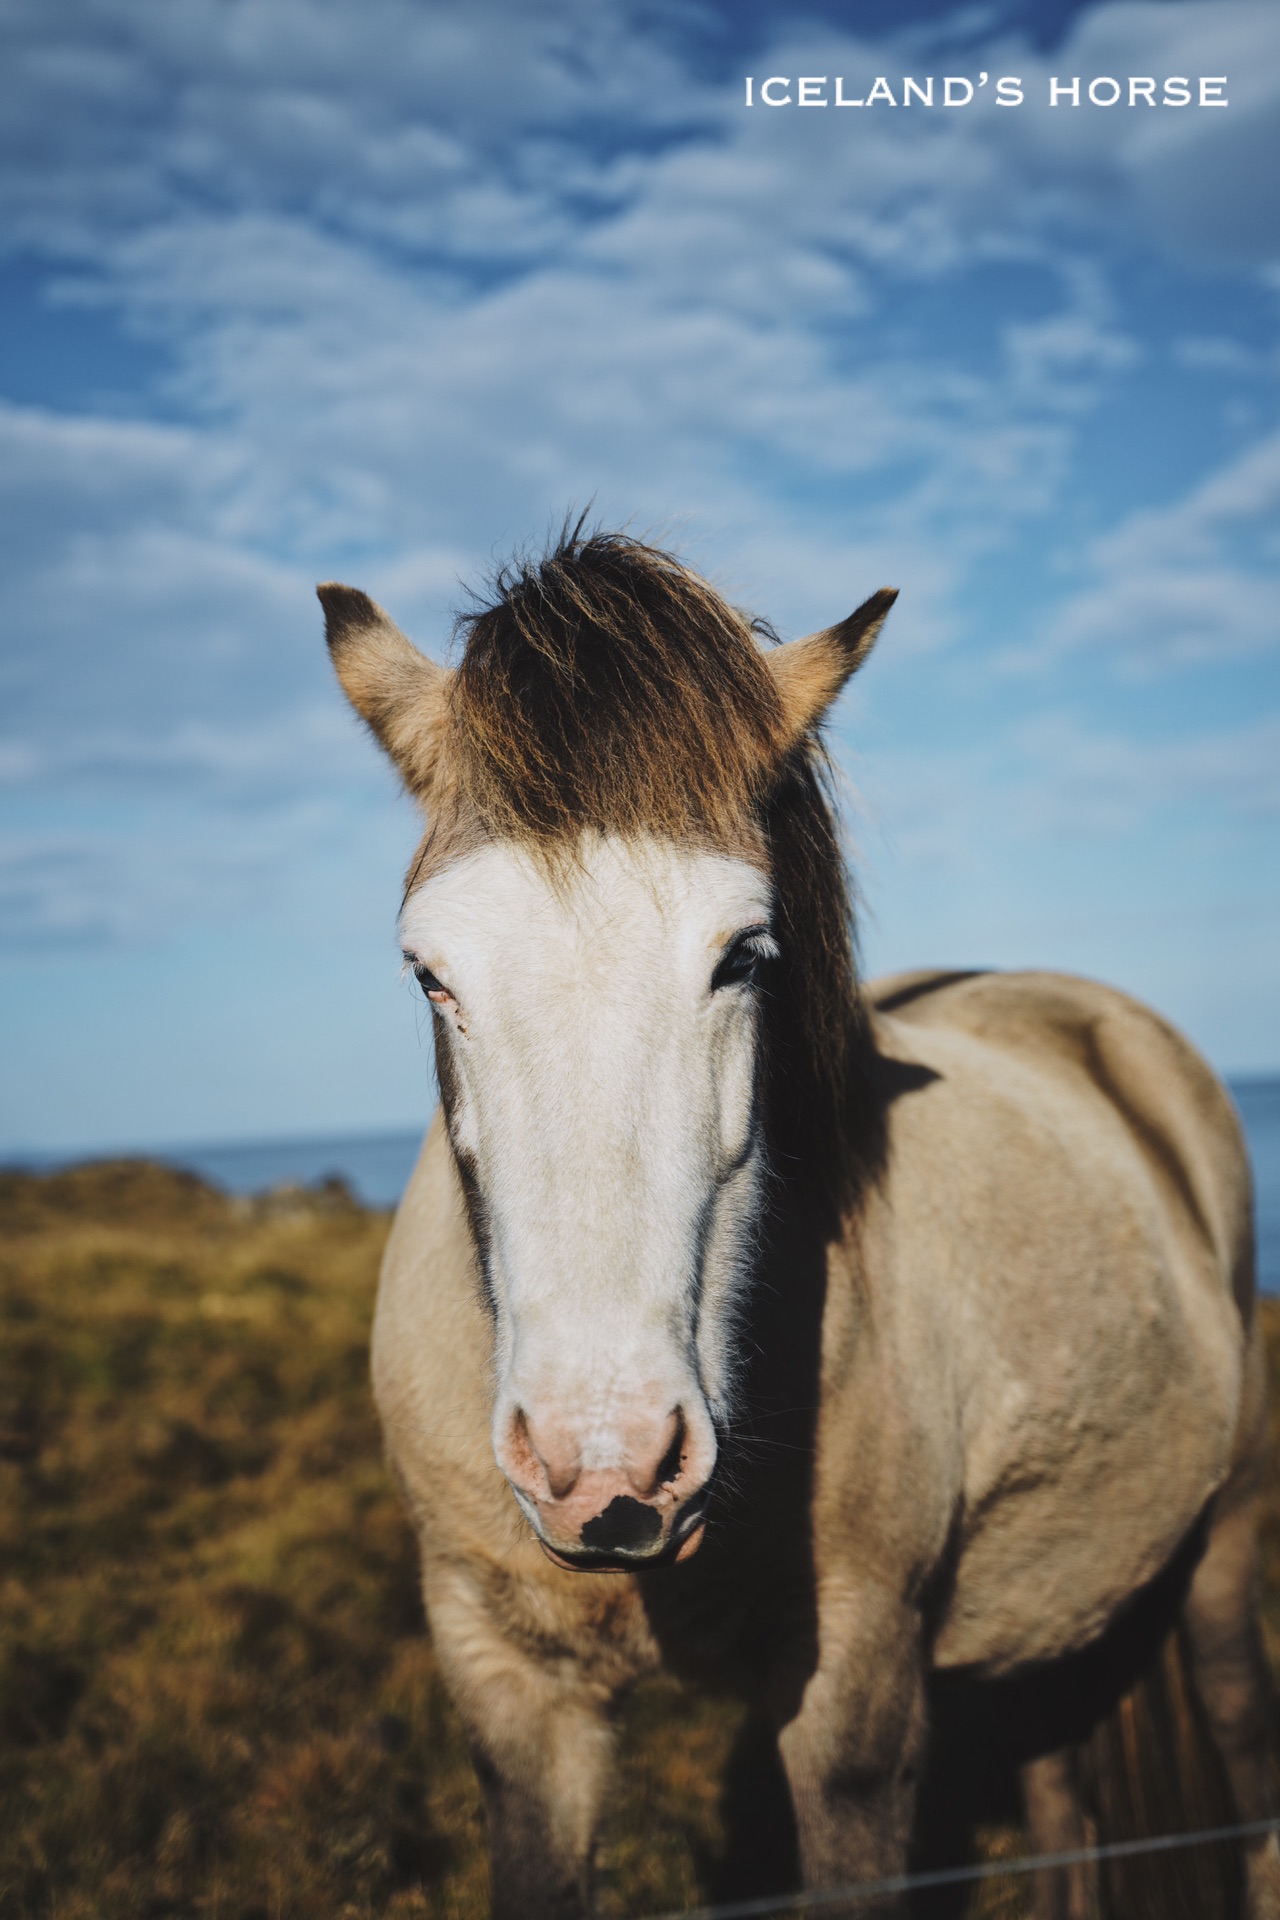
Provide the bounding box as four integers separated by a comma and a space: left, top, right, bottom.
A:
3, 1161, 1279, 1920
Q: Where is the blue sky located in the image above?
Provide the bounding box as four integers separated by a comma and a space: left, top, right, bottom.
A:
1, 0, 1278, 1154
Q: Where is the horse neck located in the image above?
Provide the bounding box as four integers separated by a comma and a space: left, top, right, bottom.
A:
761, 976, 886, 1236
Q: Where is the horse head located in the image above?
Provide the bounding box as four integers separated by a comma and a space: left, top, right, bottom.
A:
320, 532, 894, 1571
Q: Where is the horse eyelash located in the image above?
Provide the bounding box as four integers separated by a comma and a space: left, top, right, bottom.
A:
744, 928, 781, 962
732, 924, 780, 965
401, 953, 453, 1000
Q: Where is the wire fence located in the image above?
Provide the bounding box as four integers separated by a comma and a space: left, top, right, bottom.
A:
642, 1815, 1280, 1920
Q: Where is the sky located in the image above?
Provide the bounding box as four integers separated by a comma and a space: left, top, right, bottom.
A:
1, 0, 1278, 1155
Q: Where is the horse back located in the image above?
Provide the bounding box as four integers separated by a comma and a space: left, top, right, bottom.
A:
868, 967, 1252, 1311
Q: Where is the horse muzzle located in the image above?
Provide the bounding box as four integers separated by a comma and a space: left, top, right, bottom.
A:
496, 1399, 717, 1571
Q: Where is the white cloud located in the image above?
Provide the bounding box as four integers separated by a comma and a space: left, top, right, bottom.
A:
1063, 0, 1280, 268
1007, 708, 1280, 832
1172, 335, 1272, 375
0, 703, 377, 801
1040, 425, 1280, 669
0, 808, 318, 947
853, 705, 1280, 919
0, 0, 712, 258
1, 0, 1277, 977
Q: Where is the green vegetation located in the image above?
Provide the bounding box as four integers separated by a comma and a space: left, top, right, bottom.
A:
2, 1162, 1278, 1918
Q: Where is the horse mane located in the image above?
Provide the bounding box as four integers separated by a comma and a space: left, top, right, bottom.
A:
416, 523, 885, 1216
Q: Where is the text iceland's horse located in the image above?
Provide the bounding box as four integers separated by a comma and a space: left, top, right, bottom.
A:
321, 531, 1278, 1919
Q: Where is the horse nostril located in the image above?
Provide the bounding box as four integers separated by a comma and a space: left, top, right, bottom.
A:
580, 1495, 663, 1553
509, 1409, 579, 1499
654, 1407, 687, 1490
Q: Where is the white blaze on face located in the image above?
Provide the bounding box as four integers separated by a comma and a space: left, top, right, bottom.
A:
398, 835, 775, 1562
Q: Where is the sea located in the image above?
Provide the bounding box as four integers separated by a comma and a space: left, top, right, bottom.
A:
9, 1075, 1280, 1294
1232, 1078, 1280, 1294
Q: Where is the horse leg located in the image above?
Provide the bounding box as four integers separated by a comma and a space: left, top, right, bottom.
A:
1020, 1748, 1098, 1920
776, 1598, 927, 1918
472, 1676, 612, 1920
426, 1565, 615, 1920
1183, 1488, 1280, 1920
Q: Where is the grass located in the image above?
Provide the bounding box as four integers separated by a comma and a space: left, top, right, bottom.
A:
2, 1160, 1278, 1919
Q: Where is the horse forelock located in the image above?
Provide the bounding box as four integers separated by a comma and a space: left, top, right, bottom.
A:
407, 525, 884, 1215
452, 529, 789, 848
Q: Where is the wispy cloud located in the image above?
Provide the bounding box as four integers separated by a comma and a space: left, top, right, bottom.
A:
1037, 426, 1280, 670
1, 0, 1278, 1120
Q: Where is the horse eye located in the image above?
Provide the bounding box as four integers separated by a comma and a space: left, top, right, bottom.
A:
711, 927, 775, 993
711, 947, 757, 991
413, 965, 449, 1001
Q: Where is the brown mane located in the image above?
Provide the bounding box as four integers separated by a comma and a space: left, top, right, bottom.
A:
450, 529, 789, 849
413, 525, 884, 1215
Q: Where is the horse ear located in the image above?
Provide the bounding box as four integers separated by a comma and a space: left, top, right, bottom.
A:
766, 587, 897, 742
318, 583, 450, 797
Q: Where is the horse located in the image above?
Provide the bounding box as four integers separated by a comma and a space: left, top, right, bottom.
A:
319, 528, 1279, 1920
